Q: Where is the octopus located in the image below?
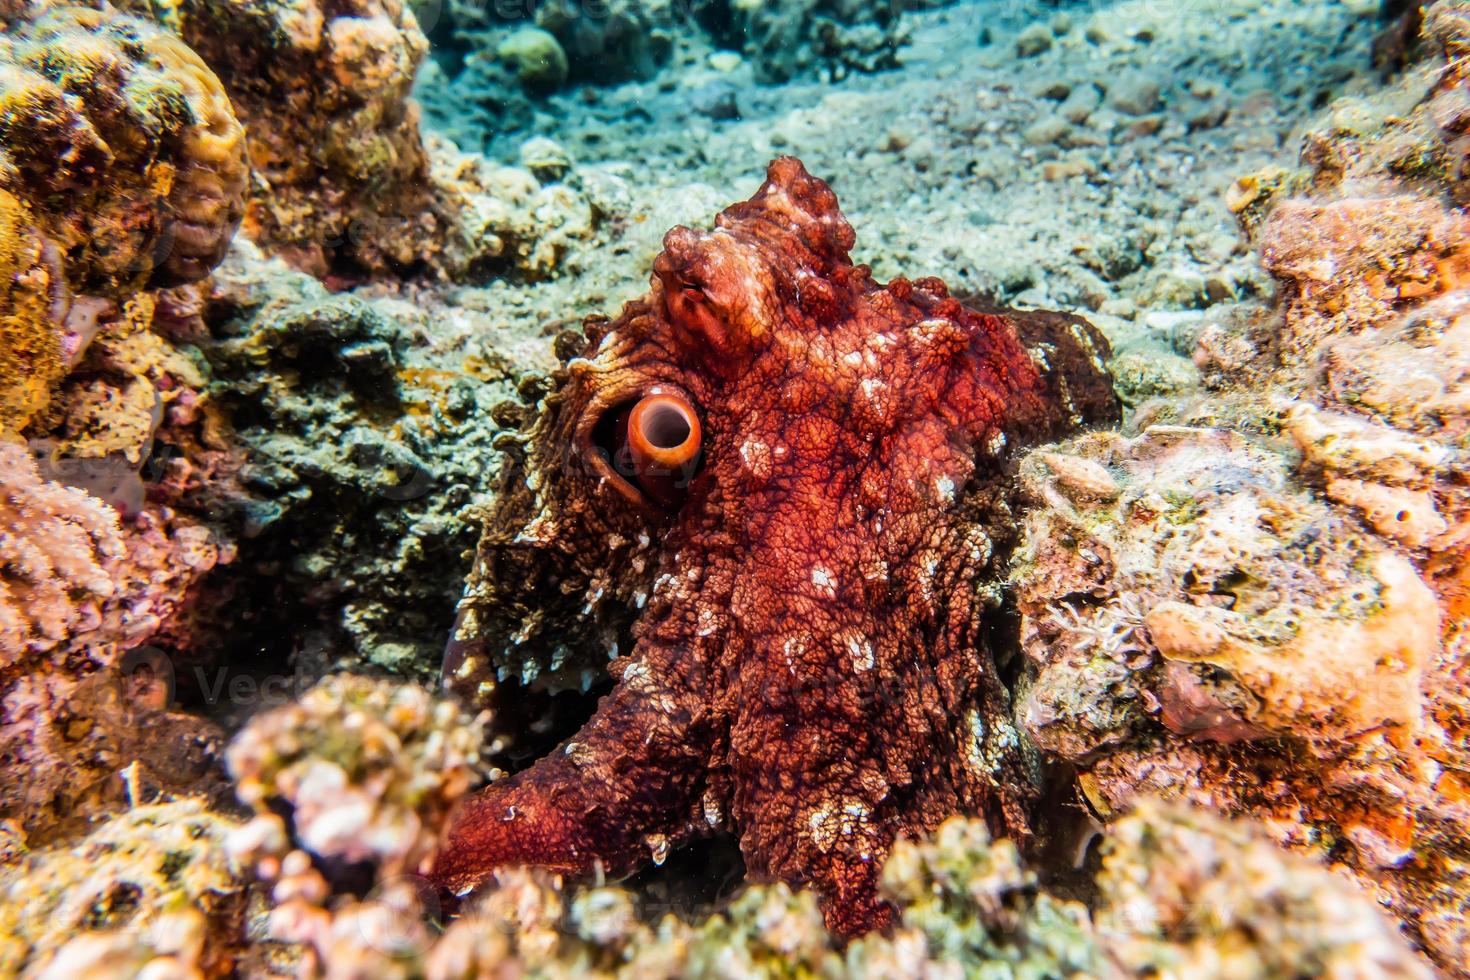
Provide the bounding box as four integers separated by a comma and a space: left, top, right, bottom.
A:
436, 158, 1118, 936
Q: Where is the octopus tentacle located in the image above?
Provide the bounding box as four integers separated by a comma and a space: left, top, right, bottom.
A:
433, 640, 719, 893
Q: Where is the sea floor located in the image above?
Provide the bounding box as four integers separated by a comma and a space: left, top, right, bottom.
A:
416, 0, 1381, 374
275, 0, 1395, 680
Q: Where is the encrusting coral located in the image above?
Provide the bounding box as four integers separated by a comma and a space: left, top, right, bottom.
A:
118, 0, 433, 277
0, 191, 64, 434
197, 676, 1427, 977
0, 4, 248, 296
0, 675, 1418, 977
73, 0, 586, 282
0, 799, 247, 978
0, 440, 229, 840
0, 438, 125, 660
0, 3, 246, 436
1093, 800, 1434, 979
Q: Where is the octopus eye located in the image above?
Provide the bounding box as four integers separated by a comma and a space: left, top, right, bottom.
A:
594, 392, 703, 508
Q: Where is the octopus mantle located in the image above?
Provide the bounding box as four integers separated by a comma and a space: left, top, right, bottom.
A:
437, 158, 1118, 935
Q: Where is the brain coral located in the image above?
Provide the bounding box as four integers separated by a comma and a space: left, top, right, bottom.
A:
0, 5, 248, 295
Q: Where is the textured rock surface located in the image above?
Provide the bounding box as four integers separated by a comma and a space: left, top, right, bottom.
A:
0, 5, 247, 295
211, 704, 1429, 980
0, 4, 246, 435
0, 440, 228, 840
121, 0, 435, 277
194, 243, 523, 676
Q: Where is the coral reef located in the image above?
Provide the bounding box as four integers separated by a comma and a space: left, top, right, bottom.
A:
117, 0, 435, 277
0, 687, 1414, 978
0, 439, 125, 660
436, 157, 1119, 936
0, 0, 1458, 974
50, 0, 586, 282
1016, 426, 1436, 756
0, 440, 229, 839
0, 6, 243, 828
1014, 3, 1470, 973
0, 4, 248, 296
0, 192, 65, 434
213, 689, 1428, 980
0, 3, 246, 435
1095, 800, 1434, 979
226, 675, 490, 880
0, 799, 247, 977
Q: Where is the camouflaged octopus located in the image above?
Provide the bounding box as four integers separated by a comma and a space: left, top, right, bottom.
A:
436, 158, 1118, 935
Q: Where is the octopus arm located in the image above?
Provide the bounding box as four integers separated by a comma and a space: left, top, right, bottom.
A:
432, 640, 718, 894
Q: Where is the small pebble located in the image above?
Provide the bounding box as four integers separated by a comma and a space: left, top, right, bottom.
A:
1016, 23, 1053, 57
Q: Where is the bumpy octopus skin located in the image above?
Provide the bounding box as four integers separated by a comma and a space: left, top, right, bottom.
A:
437, 158, 1118, 936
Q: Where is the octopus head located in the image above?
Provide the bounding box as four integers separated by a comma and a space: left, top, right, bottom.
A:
569, 157, 862, 514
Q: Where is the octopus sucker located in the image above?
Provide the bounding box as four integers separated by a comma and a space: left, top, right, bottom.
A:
437, 156, 1119, 936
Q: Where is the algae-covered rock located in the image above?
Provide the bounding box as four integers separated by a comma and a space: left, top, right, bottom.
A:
0, 191, 64, 434
109, 0, 436, 278
198, 245, 519, 672
0, 4, 246, 434
1015, 425, 1433, 756
0, 799, 247, 977
496, 26, 568, 90
696, 0, 911, 83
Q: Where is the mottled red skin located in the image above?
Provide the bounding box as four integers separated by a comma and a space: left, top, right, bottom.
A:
436, 158, 1117, 936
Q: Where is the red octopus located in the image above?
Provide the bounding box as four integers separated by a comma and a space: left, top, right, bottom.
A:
436, 158, 1117, 935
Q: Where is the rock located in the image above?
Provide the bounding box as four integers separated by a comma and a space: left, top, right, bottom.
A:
709, 51, 742, 73
1107, 72, 1163, 115
1059, 83, 1103, 124
1016, 23, 1054, 57
691, 81, 741, 121
498, 27, 569, 91
1024, 114, 1072, 146
519, 136, 573, 182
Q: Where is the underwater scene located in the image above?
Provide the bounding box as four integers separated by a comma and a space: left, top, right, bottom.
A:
0, 0, 1467, 975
